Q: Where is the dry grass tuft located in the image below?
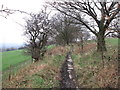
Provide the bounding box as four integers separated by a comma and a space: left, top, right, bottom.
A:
46, 46, 69, 55
75, 60, 118, 88
96, 60, 118, 88
74, 43, 96, 54
2, 63, 48, 88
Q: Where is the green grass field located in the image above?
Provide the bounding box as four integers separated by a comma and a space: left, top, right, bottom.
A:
2, 38, 118, 71
46, 44, 56, 50
105, 38, 118, 46
2, 49, 31, 71
2, 44, 56, 71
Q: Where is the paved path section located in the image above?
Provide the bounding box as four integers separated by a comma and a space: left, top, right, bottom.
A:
60, 52, 79, 89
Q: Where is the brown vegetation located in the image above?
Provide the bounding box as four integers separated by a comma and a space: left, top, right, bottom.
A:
74, 43, 96, 54
46, 46, 69, 56
96, 60, 118, 88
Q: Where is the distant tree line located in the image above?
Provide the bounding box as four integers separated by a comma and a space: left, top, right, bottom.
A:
1, 46, 25, 52
1, 48, 17, 52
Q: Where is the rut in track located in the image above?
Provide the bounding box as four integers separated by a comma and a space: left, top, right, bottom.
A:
60, 52, 79, 89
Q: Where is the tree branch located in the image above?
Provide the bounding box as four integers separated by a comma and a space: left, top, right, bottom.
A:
105, 31, 115, 37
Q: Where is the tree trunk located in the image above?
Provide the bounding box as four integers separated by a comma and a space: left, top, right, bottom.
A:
97, 34, 107, 52
32, 48, 40, 62
80, 36, 84, 54
34, 58, 39, 62
66, 40, 69, 45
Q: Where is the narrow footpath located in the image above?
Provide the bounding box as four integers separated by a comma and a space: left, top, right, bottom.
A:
60, 52, 79, 89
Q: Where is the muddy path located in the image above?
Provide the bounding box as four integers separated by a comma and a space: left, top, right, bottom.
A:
60, 52, 79, 89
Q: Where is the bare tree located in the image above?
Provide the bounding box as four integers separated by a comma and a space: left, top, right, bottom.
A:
24, 7, 51, 62
51, 13, 81, 45
107, 13, 120, 38
0, 4, 30, 18
0, 4, 13, 18
48, 0, 120, 52
75, 25, 90, 54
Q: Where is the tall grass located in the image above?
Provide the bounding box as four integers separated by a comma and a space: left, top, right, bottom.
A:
73, 38, 118, 88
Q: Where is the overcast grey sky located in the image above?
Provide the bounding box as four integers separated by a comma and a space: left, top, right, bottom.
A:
0, 0, 47, 46
1, 0, 119, 48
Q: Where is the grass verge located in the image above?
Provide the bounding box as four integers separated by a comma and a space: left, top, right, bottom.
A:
73, 38, 118, 88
